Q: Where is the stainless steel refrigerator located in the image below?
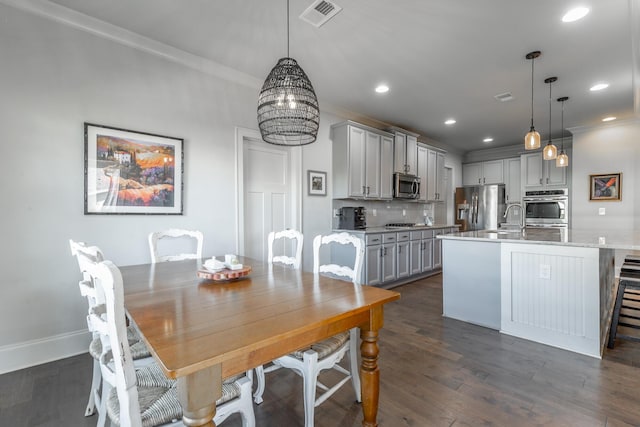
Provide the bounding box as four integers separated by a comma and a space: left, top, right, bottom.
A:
454, 184, 506, 231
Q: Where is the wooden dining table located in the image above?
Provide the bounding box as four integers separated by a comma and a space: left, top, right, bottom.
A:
120, 257, 400, 427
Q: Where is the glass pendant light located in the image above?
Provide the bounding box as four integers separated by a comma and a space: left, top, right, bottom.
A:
556, 96, 569, 167
524, 51, 541, 150
257, 0, 319, 146
542, 77, 558, 160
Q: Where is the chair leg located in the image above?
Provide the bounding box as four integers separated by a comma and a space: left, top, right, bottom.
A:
96, 380, 112, 427
85, 358, 101, 416
348, 328, 362, 403
608, 280, 627, 348
253, 365, 265, 404
302, 351, 319, 427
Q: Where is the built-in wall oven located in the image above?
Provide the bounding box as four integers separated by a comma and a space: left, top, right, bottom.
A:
523, 188, 569, 229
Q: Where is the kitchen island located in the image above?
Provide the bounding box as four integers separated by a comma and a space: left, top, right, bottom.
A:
439, 228, 640, 358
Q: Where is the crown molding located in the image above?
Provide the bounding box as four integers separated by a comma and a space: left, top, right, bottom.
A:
0, 0, 263, 89
568, 117, 640, 135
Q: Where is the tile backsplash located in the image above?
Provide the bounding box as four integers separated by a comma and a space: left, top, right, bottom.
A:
332, 199, 437, 228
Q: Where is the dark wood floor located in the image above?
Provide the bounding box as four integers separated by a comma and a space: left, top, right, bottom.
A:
3, 274, 640, 427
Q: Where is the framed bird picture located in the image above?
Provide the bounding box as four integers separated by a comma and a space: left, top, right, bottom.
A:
589, 173, 622, 201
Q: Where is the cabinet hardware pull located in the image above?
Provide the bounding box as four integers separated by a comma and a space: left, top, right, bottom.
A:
398, 246, 402, 254
539, 178, 542, 184
546, 177, 549, 184
383, 247, 387, 256
362, 186, 366, 194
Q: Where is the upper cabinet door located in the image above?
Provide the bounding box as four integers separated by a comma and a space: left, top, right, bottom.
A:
379, 135, 394, 199
393, 133, 407, 174
405, 135, 418, 175
347, 126, 367, 197
435, 151, 445, 200
364, 131, 381, 198
504, 157, 521, 203
546, 159, 567, 187
417, 146, 428, 202
462, 162, 483, 186
482, 159, 504, 184
522, 152, 543, 188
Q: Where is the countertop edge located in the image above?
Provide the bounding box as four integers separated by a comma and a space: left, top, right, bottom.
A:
439, 229, 640, 250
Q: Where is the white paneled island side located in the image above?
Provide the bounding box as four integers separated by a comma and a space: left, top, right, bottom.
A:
438, 228, 640, 358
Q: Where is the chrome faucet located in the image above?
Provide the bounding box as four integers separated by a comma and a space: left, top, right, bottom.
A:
504, 202, 526, 229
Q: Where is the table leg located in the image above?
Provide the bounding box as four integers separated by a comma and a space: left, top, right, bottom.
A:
176, 364, 222, 426
360, 306, 383, 427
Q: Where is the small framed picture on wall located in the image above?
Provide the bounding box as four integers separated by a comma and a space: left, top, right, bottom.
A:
308, 170, 327, 196
589, 173, 622, 201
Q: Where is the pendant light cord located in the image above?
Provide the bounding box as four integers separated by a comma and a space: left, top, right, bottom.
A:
560, 100, 565, 150
530, 58, 535, 128
287, 0, 290, 57
548, 80, 552, 142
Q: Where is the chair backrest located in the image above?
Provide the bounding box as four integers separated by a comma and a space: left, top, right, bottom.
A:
69, 239, 105, 324
148, 228, 204, 263
312, 232, 364, 284
85, 256, 144, 427
267, 229, 303, 269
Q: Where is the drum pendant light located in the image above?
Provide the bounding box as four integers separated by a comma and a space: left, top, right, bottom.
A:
257, 0, 320, 146
556, 96, 569, 167
524, 51, 541, 150
542, 77, 558, 160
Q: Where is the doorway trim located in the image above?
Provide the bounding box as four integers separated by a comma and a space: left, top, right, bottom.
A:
234, 126, 302, 255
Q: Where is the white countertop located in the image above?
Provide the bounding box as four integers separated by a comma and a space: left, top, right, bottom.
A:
440, 228, 640, 250
334, 224, 459, 234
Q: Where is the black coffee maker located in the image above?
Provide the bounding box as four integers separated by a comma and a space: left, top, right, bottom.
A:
338, 207, 366, 230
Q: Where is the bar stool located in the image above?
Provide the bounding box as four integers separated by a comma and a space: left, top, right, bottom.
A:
607, 262, 640, 348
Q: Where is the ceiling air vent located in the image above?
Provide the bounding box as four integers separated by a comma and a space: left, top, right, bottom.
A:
300, 0, 342, 28
494, 92, 514, 102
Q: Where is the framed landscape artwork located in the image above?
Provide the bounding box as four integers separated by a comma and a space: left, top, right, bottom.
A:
589, 173, 622, 201
308, 170, 327, 196
84, 123, 184, 214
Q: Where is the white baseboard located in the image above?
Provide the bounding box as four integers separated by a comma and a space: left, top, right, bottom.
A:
0, 329, 91, 374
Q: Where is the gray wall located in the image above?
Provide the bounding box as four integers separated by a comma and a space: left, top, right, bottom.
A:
0, 4, 266, 369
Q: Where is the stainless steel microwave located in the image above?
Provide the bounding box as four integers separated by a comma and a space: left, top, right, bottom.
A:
393, 173, 420, 199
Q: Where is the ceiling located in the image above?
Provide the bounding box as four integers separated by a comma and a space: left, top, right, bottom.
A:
43, 0, 640, 153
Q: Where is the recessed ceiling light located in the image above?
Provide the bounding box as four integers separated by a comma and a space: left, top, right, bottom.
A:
562, 7, 589, 22
483, 137, 494, 143
590, 83, 609, 91
375, 84, 389, 94
444, 119, 456, 125
602, 116, 616, 122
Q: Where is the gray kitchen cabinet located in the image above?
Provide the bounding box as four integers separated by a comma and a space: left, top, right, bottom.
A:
416, 146, 428, 202
396, 231, 411, 279
521, 151, 567, 189
462, 160, 504, 186
417, 145, 446, 202
365, 244, 382, 286
380, 135, 394, 199
409, 230, 434, 273
409, 238, 422, 275
332, 121, 394, 200
504, 157, 521, 203
392, 130, 418, 175
381, 233, 397, 283
421, 230, 435, 272
427, 149, 446, 202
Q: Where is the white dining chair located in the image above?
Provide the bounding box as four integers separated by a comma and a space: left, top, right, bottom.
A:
70, 239, 153, 427
260, 232, 363, 427
267, 229, 304, 269
82, 255, 256, 427
148, 228, 204, 263
254, 229, 304, 404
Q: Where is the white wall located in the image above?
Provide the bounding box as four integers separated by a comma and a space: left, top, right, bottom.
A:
571, 120, 640, 230
0, 4, 269, 371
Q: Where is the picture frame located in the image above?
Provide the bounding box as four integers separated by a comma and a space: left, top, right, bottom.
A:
84, 123, 184, 214
589, 173, 622, 201
308, 170, 327, 196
